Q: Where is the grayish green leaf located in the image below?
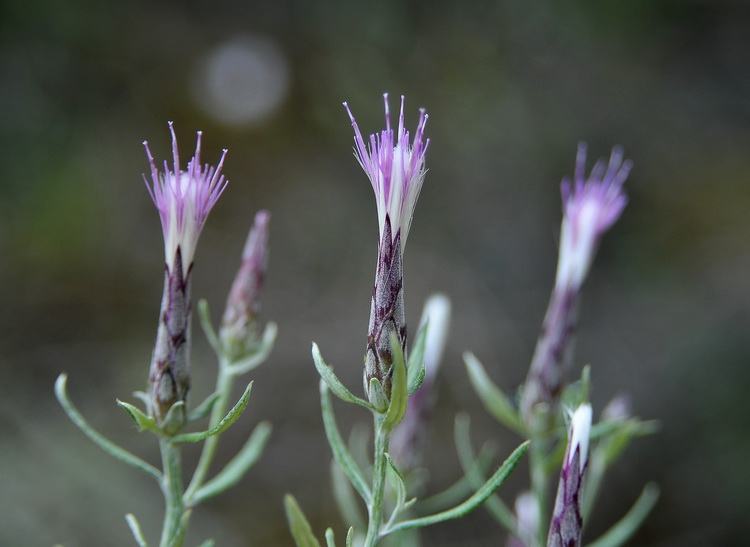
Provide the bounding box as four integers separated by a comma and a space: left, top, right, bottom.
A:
464, 352, 524, 434
385, 440, 529, 534
587, 483, 660, 547
172, 382, 253, 443
285, 494, 321, 547
312, 343, 373, 410
320, 381, 372, 503
54, 374, 162, 483
191, 421, 272, 504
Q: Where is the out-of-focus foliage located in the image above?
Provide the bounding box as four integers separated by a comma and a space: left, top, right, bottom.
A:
1, 1, 749, 545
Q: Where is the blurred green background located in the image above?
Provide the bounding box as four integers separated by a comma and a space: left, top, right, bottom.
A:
2, 0, 749, 545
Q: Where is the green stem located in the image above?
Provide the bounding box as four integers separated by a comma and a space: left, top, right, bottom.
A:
185, 357, 234, 502
364, 420, 390, 547
159, 439, 186, 547
529, 432, 549, 547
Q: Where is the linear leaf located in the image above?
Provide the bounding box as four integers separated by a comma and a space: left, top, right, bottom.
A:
320, 381, 371, 503
312, 343, 373, 410
385, 440, 529, 534
192, 421, 272, 504
285, 494, 321, 547
587, 483, 660, 547
172, 382, 252, 443
464, 352, 523, 434
54, 374, 161, 483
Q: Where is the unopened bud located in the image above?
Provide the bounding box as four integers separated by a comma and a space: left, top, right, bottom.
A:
547, 403, 592, 547
220, 210, 270, 358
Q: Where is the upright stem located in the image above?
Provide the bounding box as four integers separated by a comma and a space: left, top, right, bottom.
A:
185, 357, 235, 501
159, 438, 186, 547
528, 423, 549, 547
364, 419, 391, 547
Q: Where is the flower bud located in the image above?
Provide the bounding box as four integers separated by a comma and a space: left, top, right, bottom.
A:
220, 210, 270, 358
547, 404, 592, 547
521, 145, 630, 424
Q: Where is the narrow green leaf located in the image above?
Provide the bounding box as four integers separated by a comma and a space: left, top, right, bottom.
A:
125, 513, 147, 547
464, 352, 524, 434
325, 528, 336, 547
419, 441, 497, 514
331, 460, 366, 532
386, 440, 529, 534
384, 453, 413, 531
382, 333, 408, 432
285, 494, 322, 547
172, 382, 253, 443
587, 483, 660, 547
453, 413, 519, 533
561, 364, 592, 411
198, 299, 221, 354
345, 527, 354, 547
407, 363, 426, 396
117, 399, 160, 433
312, 343, 374, 410
187, 392, 222, 422
230, 321, 279, 375
196, 540, 215, 547
601, 420, 660, 467
320, 381, 372, 503
191, 421, 272, 504
406, 322, 428, 392
54, 374, 162, 483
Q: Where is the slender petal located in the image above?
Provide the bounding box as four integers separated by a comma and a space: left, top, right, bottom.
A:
556, 144, 630, 292
344, 94, 429, 252
143, 121, 228, 277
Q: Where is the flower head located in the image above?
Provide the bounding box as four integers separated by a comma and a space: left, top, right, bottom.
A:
344, 94, 429, 252
144, 122, 228, 276
556, 144, 630, 291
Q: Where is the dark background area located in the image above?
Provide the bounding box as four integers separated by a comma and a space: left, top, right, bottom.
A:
2, 0, 749, 545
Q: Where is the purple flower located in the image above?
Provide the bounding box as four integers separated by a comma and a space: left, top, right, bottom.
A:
548, 404, 592, 547
143, 123, 228, 427
344, 94, 430, 402
344, 94, 429, 251
556, 144, 630, 292
144, 122, 228, 277
520, 145, 630, 424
